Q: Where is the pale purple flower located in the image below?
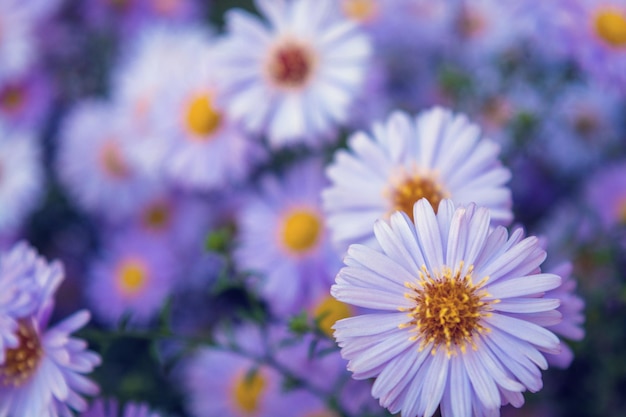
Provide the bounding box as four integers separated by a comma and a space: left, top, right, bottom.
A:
323, 107, 513, 252
332, 199, 563, 417
0, 242, 54, 363
0, 244, 100, 417
181, 325, 319, 417
216, 0, 371, 147
85, 229, 177, 327
234, 158, 341, 316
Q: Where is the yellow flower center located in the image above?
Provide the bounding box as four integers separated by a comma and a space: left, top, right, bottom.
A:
389, 173, 448, 222
341, 0, 378, 22
185, 94, 222, 138
266, 41, 316, 89
594, 8, 626, 47
233, 369, 266, 415
313, 296, 354, 337
0, 319, 43, 387
99, 140, 130, 179
142, 201, 171, 230
281, 209, 322, 254
401, 263, 495, 356
117, 259, 148, 296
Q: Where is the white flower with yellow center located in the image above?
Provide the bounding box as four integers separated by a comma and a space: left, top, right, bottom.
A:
323, 107, 513, 252
216, 0, 371, 147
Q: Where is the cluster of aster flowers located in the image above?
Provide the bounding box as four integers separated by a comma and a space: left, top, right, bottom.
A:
3, 0, 626, 416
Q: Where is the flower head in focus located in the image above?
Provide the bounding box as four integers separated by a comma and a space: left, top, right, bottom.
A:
0, 243, 101, 417
332, 199, 563, 417
323, 107, 512, 251
217, 0, 371, 147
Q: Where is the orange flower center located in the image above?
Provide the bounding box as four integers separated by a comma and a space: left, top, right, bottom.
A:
142, 201, 171, 230
99, 140, 130, 179
0, 83, 25, 112
389, 174, 447, 222
185, 94, 222, 138
232, 369, 266, 415
401, 264, 494, 356
117, 259, 148, 296
281, 209, 322, 254
267, 41, 316, 89
594, 8, 626, 47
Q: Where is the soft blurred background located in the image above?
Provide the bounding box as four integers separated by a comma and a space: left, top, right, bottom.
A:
1, 0, 626, 416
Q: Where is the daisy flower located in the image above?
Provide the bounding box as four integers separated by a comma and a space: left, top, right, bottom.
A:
217, 0, 371, 147
561, 0, 626, 89
110, 23, 212, 174
449, 0, 521, 62
0, 242, 51, 363
85, 229, 177, 327
0, 123, 43, 236
234, 158, 341, 316
55, 99, 161, 223
332, 199, 562, 417
181, 325, 312, 417
0, 244, 101, 417
151, 32, 264, 191
81, 398, 161, 417
323, 107, 513, 251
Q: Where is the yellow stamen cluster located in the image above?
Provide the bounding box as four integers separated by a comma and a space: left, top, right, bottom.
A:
233, 369, 266, 414
594, 8, 626, 47
0, 320, 43, 387
117, 259, 148, 296
185, 94, 222, 138
390, 174, 447, 222
267, 41, 315, 89
281, 209, 322, 254
400, 263, 495, 356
